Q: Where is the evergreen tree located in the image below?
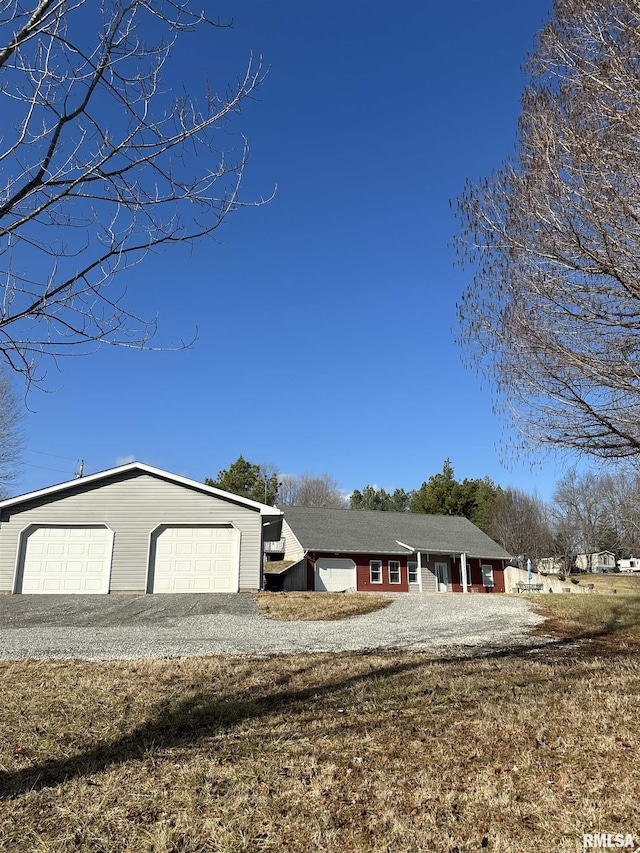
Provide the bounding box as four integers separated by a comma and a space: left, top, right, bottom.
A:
205, 456, 279, 505
350, 486, 412, 511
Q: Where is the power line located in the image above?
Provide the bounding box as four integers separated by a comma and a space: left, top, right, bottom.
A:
24, 448, 96, 474
23, 462, 75, 475
25, 448, 80, 462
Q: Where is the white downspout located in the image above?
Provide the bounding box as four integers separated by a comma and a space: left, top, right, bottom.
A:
461, 552, 468, 593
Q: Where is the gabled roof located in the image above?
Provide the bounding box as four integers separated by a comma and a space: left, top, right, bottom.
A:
0, 462, 283, 518
281, 506, 511, 560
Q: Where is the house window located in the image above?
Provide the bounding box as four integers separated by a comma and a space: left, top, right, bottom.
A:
370, 560, 382, 584
481, 564, 494, 587
408, 561, 418, 584
389, 560, 401, 584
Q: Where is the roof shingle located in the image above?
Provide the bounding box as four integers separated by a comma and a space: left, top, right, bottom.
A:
282, 506, 511, 560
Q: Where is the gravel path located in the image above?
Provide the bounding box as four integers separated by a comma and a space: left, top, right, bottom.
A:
0, 594, 546, 660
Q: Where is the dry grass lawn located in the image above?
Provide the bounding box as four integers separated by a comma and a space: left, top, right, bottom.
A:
1, 595, 639, 852
255, 591, 392, 621
566, 572, 640, 594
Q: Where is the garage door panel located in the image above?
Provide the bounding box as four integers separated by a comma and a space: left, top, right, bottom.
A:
20, 526, 112, 594
151, 525, 239, 593
315, 558, 357, 592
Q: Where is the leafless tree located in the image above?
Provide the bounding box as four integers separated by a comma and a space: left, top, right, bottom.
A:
278, 473, 347, 508
277, 474, 300, 508
489, 486, 553, 561
551, 513, 581, 575
597, 467, 640, 557
456, 0, 640, 460
0, 1, 266, 384
551, 468, 617, 568
0, 367, 23, 495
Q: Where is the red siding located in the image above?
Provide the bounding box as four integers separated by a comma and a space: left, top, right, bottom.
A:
309, 552, 409, 592
450, 557, 506, 593
305, 553, 505, 593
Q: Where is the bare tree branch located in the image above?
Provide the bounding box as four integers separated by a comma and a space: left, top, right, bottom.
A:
0, 1, 268, 384
278, 473, 347, 508
455, 0, 640, 460
0, 365, 23, 495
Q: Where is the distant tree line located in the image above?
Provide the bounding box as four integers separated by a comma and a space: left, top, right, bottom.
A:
207, 455, 640, 568
350, 459, 500, 535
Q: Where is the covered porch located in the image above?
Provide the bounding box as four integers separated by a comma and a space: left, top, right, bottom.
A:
395, 540, 505, 593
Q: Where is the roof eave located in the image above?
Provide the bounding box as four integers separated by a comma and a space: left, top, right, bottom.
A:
0, 462, 283, 517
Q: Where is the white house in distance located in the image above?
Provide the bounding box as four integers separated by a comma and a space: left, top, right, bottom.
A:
538, 551, 617, 574
574, 551, 616, 573
0, 463, 283, 595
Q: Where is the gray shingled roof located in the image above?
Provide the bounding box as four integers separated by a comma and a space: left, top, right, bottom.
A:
281, 506, 511, 560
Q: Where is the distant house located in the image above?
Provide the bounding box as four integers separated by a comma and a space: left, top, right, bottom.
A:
536, 556, 564, 574
575, 551, 616, 573
266, 506, 511, 593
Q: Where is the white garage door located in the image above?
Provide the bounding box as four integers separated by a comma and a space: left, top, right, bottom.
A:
315, 558, 357, 592
20, 525, 113, 594
151, 525, 240, 593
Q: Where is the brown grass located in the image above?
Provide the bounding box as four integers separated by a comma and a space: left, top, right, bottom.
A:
254, 591, 393, 621
566, 572, 640, 594
1, 597, 639, 852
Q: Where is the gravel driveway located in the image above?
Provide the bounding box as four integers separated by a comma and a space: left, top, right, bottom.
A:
0, 593, 546, 660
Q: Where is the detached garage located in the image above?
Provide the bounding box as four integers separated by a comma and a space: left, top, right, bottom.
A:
0, 463, 282, 595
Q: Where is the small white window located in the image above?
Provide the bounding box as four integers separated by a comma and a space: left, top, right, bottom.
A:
408, 561, 418, 584
481, 564, 494, 587
389, 561, 401, 584
370, 560, 382, 584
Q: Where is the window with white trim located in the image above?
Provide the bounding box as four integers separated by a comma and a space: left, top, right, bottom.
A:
370, 560, 382, 584
481, 563, 494, 587
389, 560, 401, 584
408, 561, 418, 584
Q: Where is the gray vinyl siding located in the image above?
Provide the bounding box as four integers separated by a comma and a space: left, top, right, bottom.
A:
419, 553, 438, 593
281, 518, 305, 560
282, 558, 308, 591
0, 471, 263, 593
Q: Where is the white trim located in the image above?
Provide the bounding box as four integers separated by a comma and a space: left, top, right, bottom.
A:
481, 563, 495, 588
408, 559, 419, 586
388, 560, 401, 585
417, 551, 423, 592
13, 522, 114, 594
370, 559, 383, 584
0, 462, 283, 519
395, 540, 415, 552
460, 552, 468, 593
146, 522, 241, 594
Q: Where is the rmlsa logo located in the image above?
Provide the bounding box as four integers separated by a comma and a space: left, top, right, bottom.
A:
583, 834, 636, 849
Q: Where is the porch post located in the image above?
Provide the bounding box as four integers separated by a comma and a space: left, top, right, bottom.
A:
417, 551, 423, 593
461, 552, 468, 593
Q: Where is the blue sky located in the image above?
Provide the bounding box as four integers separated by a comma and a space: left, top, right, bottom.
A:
15, 0, 569, 501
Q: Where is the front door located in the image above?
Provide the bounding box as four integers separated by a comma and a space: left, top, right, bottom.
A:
435, 561, 450, 593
